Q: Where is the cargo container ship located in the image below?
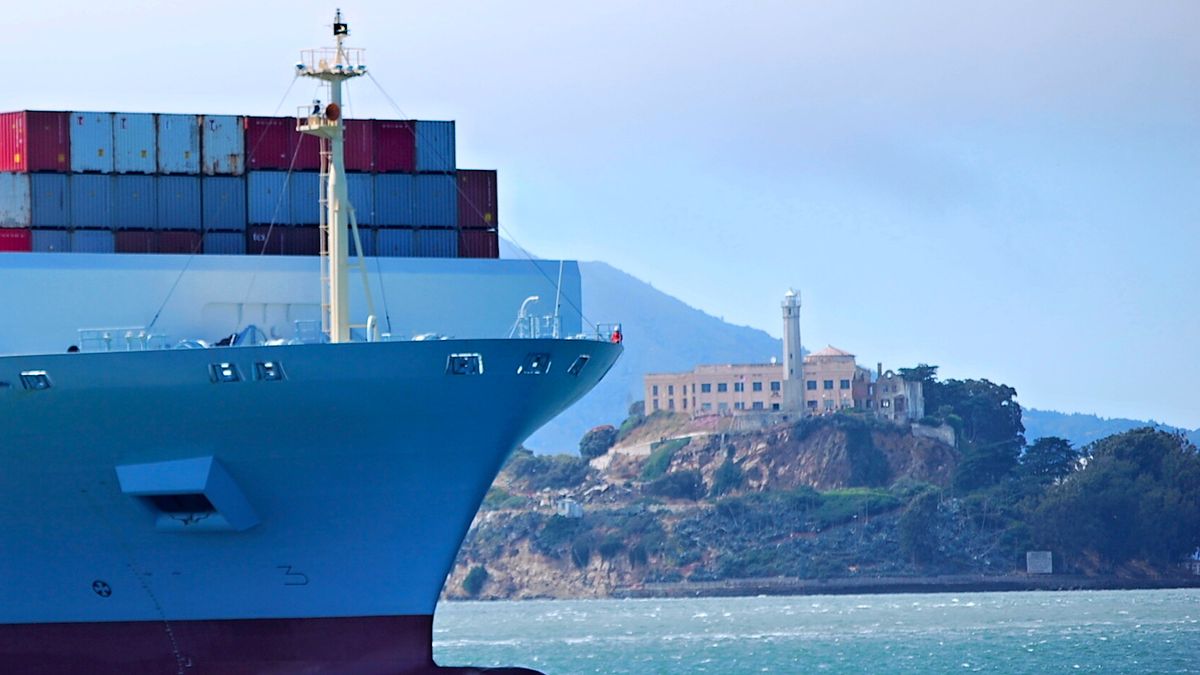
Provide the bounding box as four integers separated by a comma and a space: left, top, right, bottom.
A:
0, 12, 619, 674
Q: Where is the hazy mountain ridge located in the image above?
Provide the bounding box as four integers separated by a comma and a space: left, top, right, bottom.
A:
1023, 408, 1200, 449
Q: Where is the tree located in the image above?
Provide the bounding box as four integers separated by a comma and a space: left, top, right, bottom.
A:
1033, 428, 1200, 568
1020, 436, 1080, 482
462, 565, 489, 596
645, 470, 705, 500
898, 364, 939, 386
579, 425, 618, 459
927, 379, 1025, 491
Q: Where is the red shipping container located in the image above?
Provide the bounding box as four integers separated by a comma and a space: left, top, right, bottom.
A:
249, 225, 321, 256
344, 119, 374, 172
244, 117, 293, 170
115, 230, 158, 254
373, 120, 415, 172
458, 229, 499, 259
0, 228, 32, 252
159, 231, 202, 254
0, 111, 71, 173
457, 170, 498, 229
294, 131, 321, 171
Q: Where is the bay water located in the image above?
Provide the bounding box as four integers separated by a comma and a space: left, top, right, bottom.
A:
433, 589, 1199, 673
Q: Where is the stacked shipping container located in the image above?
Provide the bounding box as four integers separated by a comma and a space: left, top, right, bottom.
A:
0, 110, 498, 258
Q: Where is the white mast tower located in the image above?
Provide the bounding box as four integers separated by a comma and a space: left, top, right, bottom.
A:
782, 289, 804, 411
297, 9, 375, 343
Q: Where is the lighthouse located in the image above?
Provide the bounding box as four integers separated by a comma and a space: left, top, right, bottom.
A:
781, 289, 803, 411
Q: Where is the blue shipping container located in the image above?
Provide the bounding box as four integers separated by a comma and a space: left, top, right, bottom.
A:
113, 175, 156, 229
157, 175, 202, 231
157, 114, 201, 174
412, 173, 457, 227
0, 173, 31, 226
1, 174, 70, 228
31, 229, 70, 252
289, 172, 320, 225
374, 174, 414, 226
414, 228, 458, 258
350, 226, 375, 257
375, 228, 413, 257
113, 112, 156, 174
71, 229, 115, 253
203, 231, 246, 254
31, 174, 70, 227
247, 171, 291, 225
346, 173, 374, 226
201, 176, 247, 231
70, 174, 113, 229
69, 111, 114, 173
413, 120, 455, 172
201, 115, 244, 175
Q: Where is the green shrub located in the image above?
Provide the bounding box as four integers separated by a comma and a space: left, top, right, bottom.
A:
709, 459, 744, 497
645, 470, 704, 500
580, 425, 618, 459
898, 490, 940, 564
481, 487, 528, 510
641, 437, 690, 480
597, 534, 625, 561
462, 565, 489, 596
507, 453, 589, 491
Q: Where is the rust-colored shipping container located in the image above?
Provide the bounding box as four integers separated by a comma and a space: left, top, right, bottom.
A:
293, 130, 321, 171
248, 225, 320, 256
457, 229, 499, 259
0, 227, 32, 252
456, 170, 498, 229
245, 117, 293, 170
0, 111, 71, 173
373, 120, 415, 172
115, 230, 158, 254
344, 119, 374, 172
158, 231, 202, 254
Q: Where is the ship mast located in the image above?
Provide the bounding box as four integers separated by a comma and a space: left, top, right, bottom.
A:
297, 9, 371, 343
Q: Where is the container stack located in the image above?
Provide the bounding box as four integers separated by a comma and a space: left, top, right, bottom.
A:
0, 110, 500, 258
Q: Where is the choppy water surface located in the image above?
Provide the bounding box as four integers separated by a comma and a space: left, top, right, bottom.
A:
433, 589, 1199, 673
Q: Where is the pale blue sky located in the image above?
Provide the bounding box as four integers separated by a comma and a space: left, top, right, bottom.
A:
9, 1, 1198, 428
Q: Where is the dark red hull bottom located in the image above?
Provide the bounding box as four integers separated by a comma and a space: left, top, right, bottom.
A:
0, 615, 543, 675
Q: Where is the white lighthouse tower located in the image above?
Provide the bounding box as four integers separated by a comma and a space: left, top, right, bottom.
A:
781, 289, 804, 411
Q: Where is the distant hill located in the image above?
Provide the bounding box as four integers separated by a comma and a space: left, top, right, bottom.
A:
1023, 409, 1200, 448
509, 249, 781, 452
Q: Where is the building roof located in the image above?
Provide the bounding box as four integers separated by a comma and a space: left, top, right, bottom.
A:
807, 345, 855, 358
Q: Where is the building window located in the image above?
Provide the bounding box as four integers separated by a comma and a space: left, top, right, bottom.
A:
702, 403, 712, 411
691, 383, 696, 394
652, 385, 659, 396
881, 399, 890, 408
701, 383, 712, 393
682, 398, 688, 409
823, 380, 833, 390
734, 401, 745, 410
668, 398, 675, 410
770, 381, 781, 392
668, 385, 674, 396
717, 383, 728, 393
806, 380, 817, 391
653, 399, 659, 410
752, 401, 764, 410
824, 400, 834, 411
718, 402, 728, 412
807, 400, 817, 409
734, 382, 744, 392
840, 379, 850, 389
771, 403, 780, 411
752, 381, 763, 392
866, 400, 873, 408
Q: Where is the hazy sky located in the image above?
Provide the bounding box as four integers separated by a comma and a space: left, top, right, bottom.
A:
9, 1, 1199, 428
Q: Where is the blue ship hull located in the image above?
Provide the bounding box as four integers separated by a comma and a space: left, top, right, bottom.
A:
0, 338, 619, 672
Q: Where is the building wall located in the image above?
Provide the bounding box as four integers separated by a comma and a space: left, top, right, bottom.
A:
800, 353, 859, 414
645, 364, 785, 415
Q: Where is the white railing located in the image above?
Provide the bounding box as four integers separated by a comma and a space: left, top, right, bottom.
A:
77, 327, 170, 353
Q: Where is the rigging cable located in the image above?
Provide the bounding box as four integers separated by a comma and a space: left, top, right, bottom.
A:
147, 75, 301, 333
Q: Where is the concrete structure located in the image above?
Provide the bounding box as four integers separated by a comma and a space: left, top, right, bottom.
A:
643, 290, 926, 423
1026, 551, 1054, 574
